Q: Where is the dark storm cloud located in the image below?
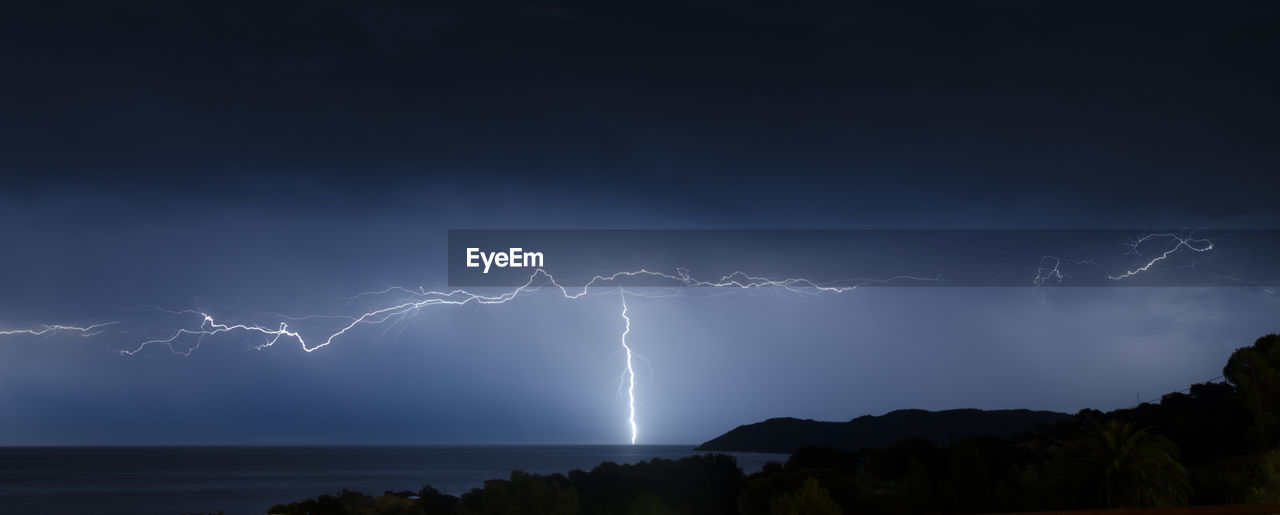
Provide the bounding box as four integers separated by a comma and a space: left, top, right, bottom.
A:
1, 1, 1277, 225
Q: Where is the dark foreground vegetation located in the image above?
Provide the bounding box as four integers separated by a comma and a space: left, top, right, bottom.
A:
270, 334, 1280, 514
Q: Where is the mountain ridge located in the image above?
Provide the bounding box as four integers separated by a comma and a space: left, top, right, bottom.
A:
696, 408, 1070, 453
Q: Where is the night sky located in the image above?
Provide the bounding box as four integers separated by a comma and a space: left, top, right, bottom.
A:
1, 2, 1278, 445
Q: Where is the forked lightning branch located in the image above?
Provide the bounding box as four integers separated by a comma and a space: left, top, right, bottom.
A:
0, 233, 1229, 445
466, 247, 545, 274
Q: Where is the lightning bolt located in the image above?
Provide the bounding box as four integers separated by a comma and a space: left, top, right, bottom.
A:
5, 230, 1214, 445
32, 268, 906, 444
118, 268, 884, 357
0, 321, 117, 337
1032, 256, 1100, 286
23, 267, 894, 444
619, 290, 637, 445
1109, 233, 1215, 281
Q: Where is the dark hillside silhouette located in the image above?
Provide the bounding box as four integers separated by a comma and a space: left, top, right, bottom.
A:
696, 408, 1070, 453
269, 334, 1280, 514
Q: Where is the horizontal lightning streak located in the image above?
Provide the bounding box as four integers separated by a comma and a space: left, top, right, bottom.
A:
117, 268, 890, 356
0, 322, 117, 337
1108, 233, 1215, 281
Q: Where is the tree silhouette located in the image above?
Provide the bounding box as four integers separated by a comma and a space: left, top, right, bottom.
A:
768, 477, 842, 515
948, 437, 991, 511
901, 458, 933, 513
456, 471, 578, 515
1224, 334, 1280, 449
1058, 419, 1190, 508
1250, 447, 1280, 504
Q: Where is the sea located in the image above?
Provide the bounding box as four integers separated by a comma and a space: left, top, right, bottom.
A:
0, 445, 787, 514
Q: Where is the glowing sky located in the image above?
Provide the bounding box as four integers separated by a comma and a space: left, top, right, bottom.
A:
0, 2, 1278, 445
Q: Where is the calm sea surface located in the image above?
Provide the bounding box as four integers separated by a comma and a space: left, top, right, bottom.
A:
0, 445, 786, 514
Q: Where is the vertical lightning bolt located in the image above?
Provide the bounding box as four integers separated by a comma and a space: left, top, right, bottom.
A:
619, 289, 637, 445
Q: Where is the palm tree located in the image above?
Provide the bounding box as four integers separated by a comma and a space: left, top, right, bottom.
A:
1057, 419, 1190, 508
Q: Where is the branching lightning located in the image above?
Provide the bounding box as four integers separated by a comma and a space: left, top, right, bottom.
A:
120, 268, 877, 357
106, 268, 896, 443
1032, 256, 1100, 287
0, 322, 117, 337
0, 232, 1228, 443
0, 266, 904, 443
1108, 233, 1215, 281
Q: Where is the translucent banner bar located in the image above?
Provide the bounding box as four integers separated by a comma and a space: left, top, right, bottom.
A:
447, 230, 1280, 287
